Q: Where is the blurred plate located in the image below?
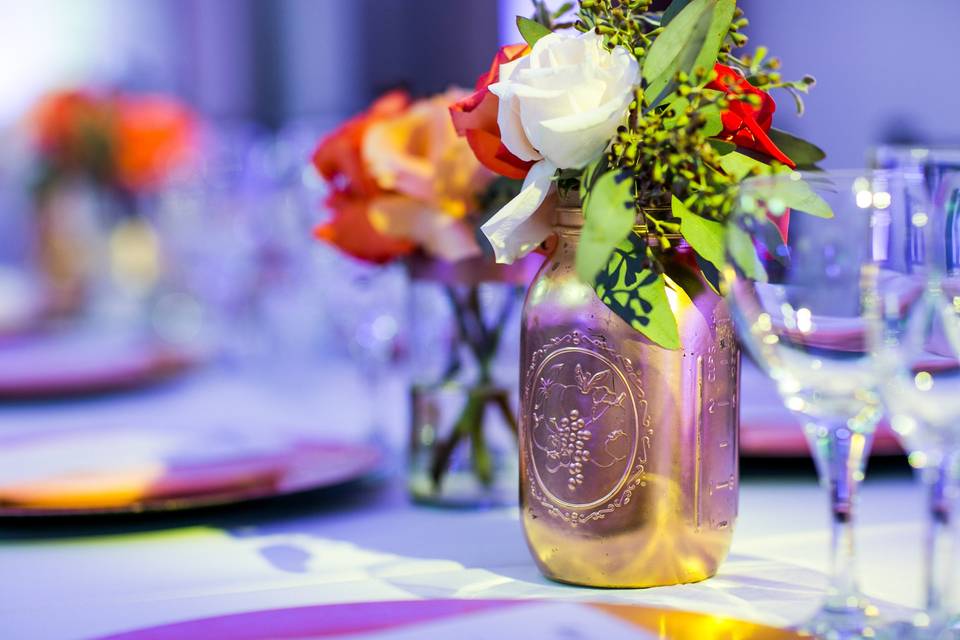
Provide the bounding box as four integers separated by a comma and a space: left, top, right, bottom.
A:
0, 425, 382, 516
97, 599, 803, 640
740, 359, 902, 458
0, 330, 197, 400
0, 268, 47, 340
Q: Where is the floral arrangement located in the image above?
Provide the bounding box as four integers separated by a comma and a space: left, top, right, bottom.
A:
452, 0, 831, 349
312, 89, 530, 497
311, 88, 512, 264
29, 89, 197, 203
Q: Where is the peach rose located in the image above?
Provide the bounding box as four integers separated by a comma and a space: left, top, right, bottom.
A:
362, 88, 494, 262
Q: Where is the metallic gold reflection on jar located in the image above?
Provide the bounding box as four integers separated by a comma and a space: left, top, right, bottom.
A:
519, 204, 739, 588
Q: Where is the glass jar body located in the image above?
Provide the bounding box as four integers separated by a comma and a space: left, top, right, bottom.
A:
519, 216, 740, 587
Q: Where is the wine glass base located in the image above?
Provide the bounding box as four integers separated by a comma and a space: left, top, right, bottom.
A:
797, 602, 883, 639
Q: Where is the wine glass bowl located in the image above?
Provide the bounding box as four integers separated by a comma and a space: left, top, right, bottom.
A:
723, 170, 913, 637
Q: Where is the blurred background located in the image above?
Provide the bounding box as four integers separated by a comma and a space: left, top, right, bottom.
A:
4, 1, 958, 159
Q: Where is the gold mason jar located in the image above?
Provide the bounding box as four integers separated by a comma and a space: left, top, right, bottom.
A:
519, 196, 740, 588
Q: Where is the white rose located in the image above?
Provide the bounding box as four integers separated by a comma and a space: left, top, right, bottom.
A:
481, 30, 638, 263
490, 30, 639, 170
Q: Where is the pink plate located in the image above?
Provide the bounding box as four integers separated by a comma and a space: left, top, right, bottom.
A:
0, 332, 197, 400
0, 426, 382, 516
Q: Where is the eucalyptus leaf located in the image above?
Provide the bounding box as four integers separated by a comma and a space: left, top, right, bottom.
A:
756, 176, 834, 219
726, 224, 766, 282
719, 151, 776, 180
579, 156, 608, 207
694, 252, 722, 293
643, 0, 735, 107
661, 0, 694, 26
674, 196, 725, 270
517, 16, 551, 47
595, 234, 681, 349
768, 128, 827, 167
708, 139, 736, 155
576, 170, 636, 282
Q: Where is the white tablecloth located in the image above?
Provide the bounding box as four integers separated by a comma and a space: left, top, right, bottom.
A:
0, 366, 938, 640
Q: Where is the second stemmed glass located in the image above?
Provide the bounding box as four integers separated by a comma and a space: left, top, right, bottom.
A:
865, 163, 960, 639
724, 170, 901, 638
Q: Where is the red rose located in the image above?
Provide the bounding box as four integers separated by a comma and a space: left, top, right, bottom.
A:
450, 44, 534, 180
708, 63, 795, 169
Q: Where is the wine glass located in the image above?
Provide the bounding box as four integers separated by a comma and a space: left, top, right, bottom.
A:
724, 170, 901, 638
865, 164, 960, 639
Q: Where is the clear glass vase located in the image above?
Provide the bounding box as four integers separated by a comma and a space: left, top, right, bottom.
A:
407, 256, 537, 507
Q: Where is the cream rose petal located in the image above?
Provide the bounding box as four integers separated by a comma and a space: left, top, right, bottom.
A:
480, 159, 557, 264
369, 196, 481, 263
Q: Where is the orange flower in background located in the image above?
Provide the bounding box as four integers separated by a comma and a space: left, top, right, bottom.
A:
313, 88, 494, 264
113, 95, 197, 192
312, 90, 411, 198
311, 90, 414, 264
29, 89, 198, 194
450, 44, 534, 180
30, 90, 114, 175
362, 88, 493, 262
314, 192, 414, 264
708, 63, 795, 169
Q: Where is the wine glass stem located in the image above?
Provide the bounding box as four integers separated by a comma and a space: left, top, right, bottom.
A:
821, 425, 872, 612
923, 454, 957, 619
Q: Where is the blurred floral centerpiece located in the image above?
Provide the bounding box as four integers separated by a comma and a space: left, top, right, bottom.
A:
312, 88, 536, 506
452, 0, 830, 587
27, 89, 197, 314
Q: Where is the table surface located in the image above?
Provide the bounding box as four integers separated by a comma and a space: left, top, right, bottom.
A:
0, 365, 938, 640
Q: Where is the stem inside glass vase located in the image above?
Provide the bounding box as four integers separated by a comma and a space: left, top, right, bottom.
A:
425, 283, 521, 492
804, 420, 877, 622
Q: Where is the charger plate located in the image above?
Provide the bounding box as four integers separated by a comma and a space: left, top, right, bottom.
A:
98, 599, 803, 640
0, 331, 197, 400
0, 425, 382, 516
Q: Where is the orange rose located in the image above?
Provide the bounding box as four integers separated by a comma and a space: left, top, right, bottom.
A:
314, 192, 414, 264
450, 44, 534, 180
311, 90, 410, 198
29, 90, 114, 176
311, 90, 415, 263
113, 95, 197, 192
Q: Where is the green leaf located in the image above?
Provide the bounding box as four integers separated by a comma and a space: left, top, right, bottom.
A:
708, 139, 736, 155
576, 170, 635, 282
579, 156, 608, 207
726, 224, 766, 282
674, 196, 725, 270
661, 0, 694, 26
517, 16, 551, 48
719, 151, 776, 180
552, 2, 574, 19
642, 0, 735, 107
755, 176, 834, 219
594, 234, 681, 349
767, 128, 827, 167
